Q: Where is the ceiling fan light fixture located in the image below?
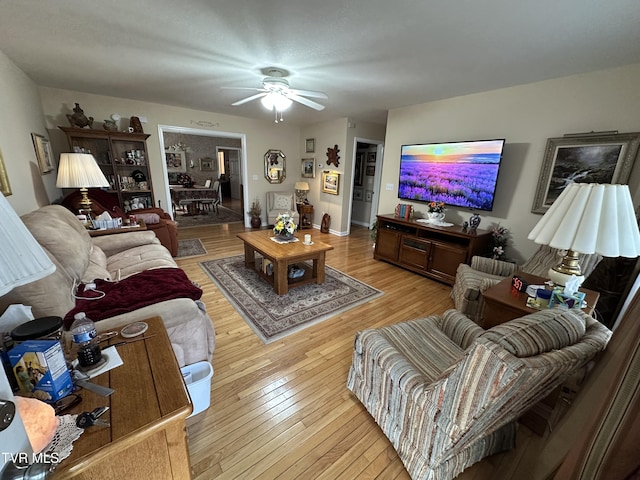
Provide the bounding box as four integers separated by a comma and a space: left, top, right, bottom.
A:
261, 92, 292, 111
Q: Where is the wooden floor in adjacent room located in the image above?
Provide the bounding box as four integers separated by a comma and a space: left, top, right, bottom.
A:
176, 222, 551, 480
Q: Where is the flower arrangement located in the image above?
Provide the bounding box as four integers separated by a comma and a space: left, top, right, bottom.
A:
177, 173, 194, 188
427, 201, 446, 213
273, 212, 297, 238
489, 224, 510, 260
248, 199, 261, 218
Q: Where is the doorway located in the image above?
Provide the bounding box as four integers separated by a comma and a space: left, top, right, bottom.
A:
158, 125, 247, 225
349, 138, 384, 233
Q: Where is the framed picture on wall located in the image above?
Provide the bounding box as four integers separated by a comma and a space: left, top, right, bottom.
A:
31, 133, 54, 174
200, 157, 214, 171
301, 158, 315, 178
532, 132, 640, 214
366, 165, 375, 176
305, 138, 315, 153
322, 171, 340, 195
353, 187, 363, 201
165, 150, 186, 173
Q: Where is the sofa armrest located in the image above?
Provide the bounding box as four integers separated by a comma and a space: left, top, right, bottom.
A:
92, 231, 160, 257
470, 256, 518, 276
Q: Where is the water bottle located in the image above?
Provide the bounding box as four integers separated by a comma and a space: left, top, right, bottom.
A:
70, 312, 102, 367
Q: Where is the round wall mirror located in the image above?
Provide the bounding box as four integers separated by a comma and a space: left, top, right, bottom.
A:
264, 150, 286, 183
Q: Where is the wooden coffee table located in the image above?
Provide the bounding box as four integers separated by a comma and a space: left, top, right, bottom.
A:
482, 271, 600, 328
237, 229, 334, 295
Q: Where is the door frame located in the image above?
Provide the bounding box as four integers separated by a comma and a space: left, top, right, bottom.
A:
157, 125, 247, 223
215, 146, 242, 202
347, 137, 384, 234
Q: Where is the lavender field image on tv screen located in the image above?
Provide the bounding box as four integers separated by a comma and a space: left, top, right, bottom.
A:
398, 140, 504, 211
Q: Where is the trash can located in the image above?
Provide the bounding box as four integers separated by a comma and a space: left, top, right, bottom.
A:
180, 361, 213, 417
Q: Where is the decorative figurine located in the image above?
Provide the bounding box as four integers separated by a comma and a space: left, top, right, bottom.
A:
66, 103, 94, 129
326, 145, 340, 167
102, 119, 118, 131
130, 116, 144, 133
469, 213, 481, 232
462, 221, 469, 232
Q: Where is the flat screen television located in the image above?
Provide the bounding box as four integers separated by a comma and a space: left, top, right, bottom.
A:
398, 138, 505, 211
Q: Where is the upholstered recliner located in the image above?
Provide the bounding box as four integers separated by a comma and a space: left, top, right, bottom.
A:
450, 245, 602, 323
347, 308, 611, 480
266, 191, 299, 226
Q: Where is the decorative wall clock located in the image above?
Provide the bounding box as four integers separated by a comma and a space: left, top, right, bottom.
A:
326, 145, 340, 167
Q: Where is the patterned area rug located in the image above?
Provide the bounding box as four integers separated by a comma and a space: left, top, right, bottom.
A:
176, 238, 208, 258
200, 255, 384, 343
176, 205, 244, 228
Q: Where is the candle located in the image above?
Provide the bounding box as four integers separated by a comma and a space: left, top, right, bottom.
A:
304, 234, 311, 244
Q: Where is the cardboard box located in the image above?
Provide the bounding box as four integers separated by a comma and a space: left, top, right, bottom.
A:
9, 340, 73, 402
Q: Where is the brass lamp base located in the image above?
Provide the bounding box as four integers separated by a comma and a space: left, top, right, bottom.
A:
548, 249, 584, 286
78, 187, 94, 227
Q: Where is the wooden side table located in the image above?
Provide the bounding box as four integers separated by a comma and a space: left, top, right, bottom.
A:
88, 219, 147, 237
481, 271, 599, 328
54, 316, 192, 479
297, 203, 314, 229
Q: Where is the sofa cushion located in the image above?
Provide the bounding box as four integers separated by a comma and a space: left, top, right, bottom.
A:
135, 212, 160, 225
273, 193, 292, 210
106, 244, 177, 280
82, 245, 111, 283
481, 309, 587, 357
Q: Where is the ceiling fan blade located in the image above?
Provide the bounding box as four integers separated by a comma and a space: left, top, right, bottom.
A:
290, 88, 328, 100
286, 92, 325, 111
222, 86, 265, 92
231, 92, 267, 106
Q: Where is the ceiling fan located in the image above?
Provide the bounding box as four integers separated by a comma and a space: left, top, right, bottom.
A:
227, 67, 327, 122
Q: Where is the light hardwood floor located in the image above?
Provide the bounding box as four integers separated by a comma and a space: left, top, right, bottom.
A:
177, 223, 550, 480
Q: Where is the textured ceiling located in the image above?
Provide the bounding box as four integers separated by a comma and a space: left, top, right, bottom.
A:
2, 0, 640, 125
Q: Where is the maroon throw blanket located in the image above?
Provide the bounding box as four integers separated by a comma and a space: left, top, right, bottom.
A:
64, 268, 202, 329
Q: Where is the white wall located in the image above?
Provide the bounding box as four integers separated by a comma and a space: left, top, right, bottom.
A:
381, 63, 640, 262
0, 51, 57, 214
38, 86, 302, 225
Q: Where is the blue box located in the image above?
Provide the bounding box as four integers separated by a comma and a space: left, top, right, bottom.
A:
549, 287, 586, 310
9, 340, 73, 402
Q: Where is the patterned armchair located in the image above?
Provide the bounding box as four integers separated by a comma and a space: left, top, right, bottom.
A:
347, 309, 611, 480
450, 245, 602, 323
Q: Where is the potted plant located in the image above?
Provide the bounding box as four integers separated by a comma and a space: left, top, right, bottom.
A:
248, 199, 262, 228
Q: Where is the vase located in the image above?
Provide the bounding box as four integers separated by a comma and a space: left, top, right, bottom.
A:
250, 216, 262, 229
277, 232, 294, 241
428, 212, 445, 223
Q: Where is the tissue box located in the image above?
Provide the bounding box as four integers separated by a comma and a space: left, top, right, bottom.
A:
548, 287, 586, 310
92, 218, 122, 230
9, 340, 73, 402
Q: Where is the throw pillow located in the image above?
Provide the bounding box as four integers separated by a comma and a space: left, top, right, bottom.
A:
273, 193, 291, 210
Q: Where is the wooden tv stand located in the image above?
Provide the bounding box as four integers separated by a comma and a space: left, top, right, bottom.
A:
374, 214, 492, 285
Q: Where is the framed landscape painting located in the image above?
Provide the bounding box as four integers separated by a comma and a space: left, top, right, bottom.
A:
322, 171, 340, 195
301, 158, 315, 178
532, 132, 640, 214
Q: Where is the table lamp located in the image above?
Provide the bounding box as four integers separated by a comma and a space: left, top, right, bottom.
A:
528, 183, 640, 286
56, 153, 110, 216
0, 193, 56, 296
295, 181, 310, 204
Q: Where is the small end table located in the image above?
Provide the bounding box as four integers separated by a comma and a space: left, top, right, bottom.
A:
481, 271, 599, 328
297, 203, 314, 229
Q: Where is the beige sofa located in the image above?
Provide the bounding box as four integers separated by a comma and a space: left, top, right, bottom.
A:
0, 205, 215, 367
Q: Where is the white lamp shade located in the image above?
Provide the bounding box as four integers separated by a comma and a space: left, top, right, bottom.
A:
295, 181, 310, 191
528, 183, 640, 258
0, 194, 56, 296
56, 153, 110, 188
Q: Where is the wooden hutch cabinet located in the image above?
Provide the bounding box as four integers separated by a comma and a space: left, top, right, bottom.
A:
60, 127, 154, 211
374, 214, 492, 285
